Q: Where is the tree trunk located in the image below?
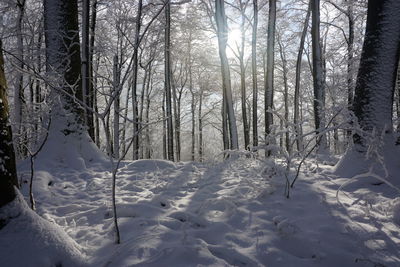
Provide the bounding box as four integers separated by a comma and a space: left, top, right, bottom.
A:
44, 0, 84, 129
294, 2, 310, 152
353, 0, 400, 148
113, 55, 120, 159
82, 0, 91, 138
265, 0, 276, 157
165, 1, 175, 161
132, 0, 143, 160
14, 0, 26, 158
278, 37, 290, 153
215, 0, 239, 150
239, 2, 249, 150
347, 0, 355, 109
252, 0, 258, 149
162, 90, 167, 160
198, 87, 204, 162
0, 39, 19, 208
144, 65, 153, 159
88, 0, 98, 142
171, 68, 180, 161
311, 0, 327, 152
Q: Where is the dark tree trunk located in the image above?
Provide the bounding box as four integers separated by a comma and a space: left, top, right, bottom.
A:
311, 0, 327, 152
294, 2, 310, 152
162, 90, 167, 160
265, 0, 276, 157
82, 0, 91, 137
0, 39, 19, 208
44, 0, 84, 128
132, 0, 143, 160
252, 0, 258, 149
239, 2, 249, 150
347, 0, 355, 109
165, 1, 174, 161
14, 0, 26, 158
353, 0, 400, 148
88, 0, 97, 142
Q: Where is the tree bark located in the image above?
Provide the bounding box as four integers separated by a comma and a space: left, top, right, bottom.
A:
43, 0, 84, 129
14, 0, 26, 157
0, 39, 19, 208
215, 0, 239, 150
252, 0, 258, 149
165, 0, 175, 161
113, 55, 120, 159
265, 0, 277, 156
88, 0, 97, 142
239, 2, 249, 150
311, 0, 327, 152
198, 86, 204, 162
278, 37, 290, 153
353, 0, 400, 148
132, 0, 143, 160
294, 2, 310, 152
82, 0, 91, 138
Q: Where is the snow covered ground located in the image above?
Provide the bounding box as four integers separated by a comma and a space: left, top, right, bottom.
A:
2, 154, 400, 266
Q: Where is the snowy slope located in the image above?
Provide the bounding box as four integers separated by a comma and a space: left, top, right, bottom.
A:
3, 155, 399, 266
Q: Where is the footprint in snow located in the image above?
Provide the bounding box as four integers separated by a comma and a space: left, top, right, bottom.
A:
273, 216, 300, 236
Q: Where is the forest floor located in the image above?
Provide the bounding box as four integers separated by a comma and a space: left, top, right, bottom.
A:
3, 154, 400, 266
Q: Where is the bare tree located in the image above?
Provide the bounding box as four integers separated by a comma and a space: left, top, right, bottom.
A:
215, 0, 239, 150
294, 1, 311, 152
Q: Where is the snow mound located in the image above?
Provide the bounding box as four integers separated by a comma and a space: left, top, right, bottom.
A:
0, 192, 87, 267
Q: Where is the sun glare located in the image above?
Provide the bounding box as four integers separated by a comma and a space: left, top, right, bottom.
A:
228, 28, 243, 48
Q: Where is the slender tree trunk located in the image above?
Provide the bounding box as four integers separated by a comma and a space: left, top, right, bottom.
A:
171, 69, 180, 161
144, 65, 153, 159
0, 39, 19, 208
347, 0, 355, 108
198, 87, 204, 162
14, 0, 26, 157
94, 55, 100, 147
162, 90, 167, 159
222, 91, 229, 150
113, 55, 120, 159
294, 2, 310, 152
165, 0, 175, 161
121, 81, 131, 157
82, 0, 90, 136
278, 38, 290, 153
252, 0, 258, 149
35, 24, 43, 129
88, 0, 98, 142
188, 32, 196, 161
311, 0, 327, 152
265, 0, 277, 157
215, 0, 239, 150
132, 0, 143, 160
239, 3, 249, 150
139, 68, 148, 159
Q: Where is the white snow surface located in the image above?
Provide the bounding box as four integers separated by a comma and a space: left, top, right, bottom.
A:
3, 153, 400, 266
